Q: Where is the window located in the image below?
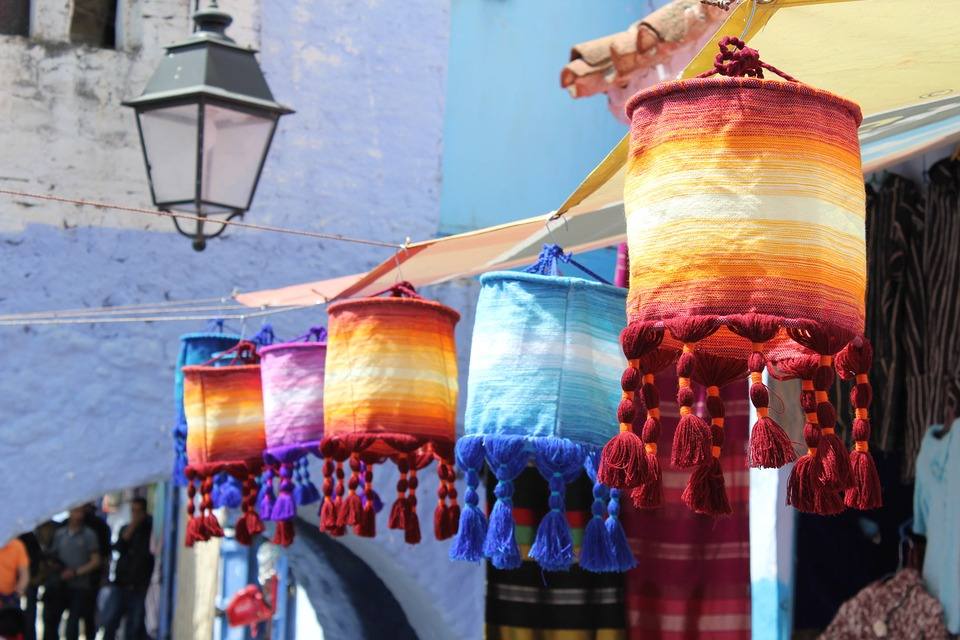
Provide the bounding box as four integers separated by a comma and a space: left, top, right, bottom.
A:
0, 0, 30, 36
69, 0, 118, 49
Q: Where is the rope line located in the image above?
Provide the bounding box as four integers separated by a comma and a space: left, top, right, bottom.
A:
0, 303, 322, 327
0, 188, 403, 249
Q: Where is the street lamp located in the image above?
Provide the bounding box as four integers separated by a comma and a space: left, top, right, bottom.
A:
124, 1, 293, 250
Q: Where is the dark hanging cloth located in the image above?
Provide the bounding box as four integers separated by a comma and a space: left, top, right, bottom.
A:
840, 174, 926, 477
921, 158, 960, 438
485, 466, 627, 640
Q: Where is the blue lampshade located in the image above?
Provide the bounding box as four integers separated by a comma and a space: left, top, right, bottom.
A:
451, 268, 636, 573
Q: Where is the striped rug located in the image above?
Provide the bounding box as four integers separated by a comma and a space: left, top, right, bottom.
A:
623, 374, 751, 639
486, 467, 627, 640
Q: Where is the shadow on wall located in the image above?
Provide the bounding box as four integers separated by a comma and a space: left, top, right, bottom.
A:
289, 519, 418, 640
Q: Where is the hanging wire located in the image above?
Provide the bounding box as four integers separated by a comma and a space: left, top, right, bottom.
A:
0, 302, 322, 327
0, 188, 404, 249
0, 296, 238, 319
0, 303, 251, 322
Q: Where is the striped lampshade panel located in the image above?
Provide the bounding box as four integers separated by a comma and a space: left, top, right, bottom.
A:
183, 363, 266, 466
451, 272, 638, 573
171, 331, 240, 485
256, 337, 327, 546
260, 341, 326, 456
599, 38, 879, 519
320, 285, 460, 544
181, 343, 267, 547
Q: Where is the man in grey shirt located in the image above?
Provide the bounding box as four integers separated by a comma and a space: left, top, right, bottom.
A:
42, 506, 101, 640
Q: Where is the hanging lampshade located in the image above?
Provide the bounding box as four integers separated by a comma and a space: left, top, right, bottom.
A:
599, 37, 879, 516
450, 246, 635, 573
172, 327, 240, 486
256, 326, 327, 546
321, 283, 460, 544
182, 340, 266, 546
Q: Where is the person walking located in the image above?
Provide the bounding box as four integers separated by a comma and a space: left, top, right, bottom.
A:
43, 507, 101, 640
0, 535, 29, 639
101, 498, 154, 640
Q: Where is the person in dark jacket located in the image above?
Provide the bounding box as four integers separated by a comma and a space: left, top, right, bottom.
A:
100, 498, 154, 640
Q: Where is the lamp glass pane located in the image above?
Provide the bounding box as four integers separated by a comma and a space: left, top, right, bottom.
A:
138, 103, 199, 207
200, 104, 276, 210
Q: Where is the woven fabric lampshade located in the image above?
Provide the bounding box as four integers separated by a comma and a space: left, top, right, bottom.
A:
600, 38, 879, 516
322, 282, 460, 544
451, 247, 636, 573
172, 328, 240, 485
256, 326, 327, 546
182, 340, 266, 546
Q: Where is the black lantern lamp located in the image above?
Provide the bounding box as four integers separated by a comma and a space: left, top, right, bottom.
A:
124, 1, 293, 250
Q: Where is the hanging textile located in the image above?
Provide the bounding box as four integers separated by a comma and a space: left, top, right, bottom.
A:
913, 418, 960, 634
257, 326, 327, 547
821, 569, 950, 640
182, 340, 266, 546
860, 175, 925, 468
171, 327, 240, 485
451, 245, 635, 573
321, 282, 459, 544
623, 372, 750, 640
603, 37, 877, 516
918, 158, 960, 457
485, 466, 626, 640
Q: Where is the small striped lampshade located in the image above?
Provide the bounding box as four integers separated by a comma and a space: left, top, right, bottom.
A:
452, 269, 636, 573
256, 327, 327, 545
601, 38, 878, 518
321, 282, 460, 543
181, 341, 266, 546
172, 330, 240, 485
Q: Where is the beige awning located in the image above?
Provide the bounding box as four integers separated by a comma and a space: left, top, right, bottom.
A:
239, 0, 960, 308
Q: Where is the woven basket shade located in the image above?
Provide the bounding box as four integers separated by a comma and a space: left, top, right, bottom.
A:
321, 283, 460, 543
172, 331, 240, 485
451, 266, 637, 573
599, 38, 880, 517
181, 341, 266, 546
255, 328, 327, 545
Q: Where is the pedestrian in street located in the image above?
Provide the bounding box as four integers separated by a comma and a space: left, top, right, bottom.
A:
21, 522, 59, 640
0, 535, 29, 639
43, 507, 101, 640
82, 503, 110, 632
101, 498, 154, 640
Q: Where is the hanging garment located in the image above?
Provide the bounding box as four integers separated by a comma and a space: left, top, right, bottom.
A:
919, 159, 960, 449
485, 466, 626, 640
821, 569, 950, 640
852, 175, 925, 476
913, 419, 960, 634
623, 374, 750, 640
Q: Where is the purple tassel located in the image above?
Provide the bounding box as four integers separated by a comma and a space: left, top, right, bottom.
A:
212, 473, 242, 509
294, 458, 320, 506
271, 463, 297, 521
258, 468, 276, 521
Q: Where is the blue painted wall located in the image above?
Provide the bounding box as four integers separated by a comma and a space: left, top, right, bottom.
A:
1, 0, 482, 638
439, 0, 656, 236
